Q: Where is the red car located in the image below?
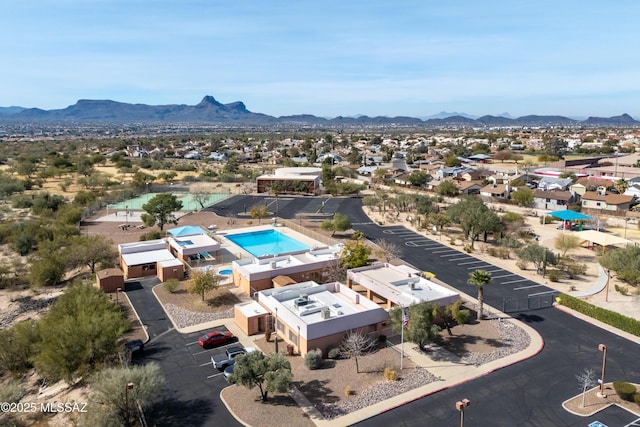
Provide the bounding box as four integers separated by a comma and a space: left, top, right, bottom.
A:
198, 330, 234, 348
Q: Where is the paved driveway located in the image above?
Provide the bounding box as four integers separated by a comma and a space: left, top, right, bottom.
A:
124, 277, 242, 427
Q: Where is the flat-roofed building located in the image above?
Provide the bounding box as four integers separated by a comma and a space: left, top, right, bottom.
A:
346, 263, 460, 309
167, 232, 221, 263
257, 281, 390, 356
232, 245, 343, 295
256, 167, 322, 195
118, 239, 184, 281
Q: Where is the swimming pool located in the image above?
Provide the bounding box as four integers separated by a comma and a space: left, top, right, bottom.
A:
225, 229, 310, 257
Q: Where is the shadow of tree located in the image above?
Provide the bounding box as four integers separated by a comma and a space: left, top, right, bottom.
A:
295, 379, 340, 406
207, 292, 241, 307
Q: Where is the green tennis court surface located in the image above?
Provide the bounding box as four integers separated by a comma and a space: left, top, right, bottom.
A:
110, 193, 230, 211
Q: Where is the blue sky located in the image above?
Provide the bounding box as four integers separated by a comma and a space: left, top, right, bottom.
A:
2, 1, 640, 118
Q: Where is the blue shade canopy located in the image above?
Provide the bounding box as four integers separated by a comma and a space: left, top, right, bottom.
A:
546, 210, 592, 221
167, 225, 206, 237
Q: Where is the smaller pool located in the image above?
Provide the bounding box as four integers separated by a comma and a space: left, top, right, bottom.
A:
219, 269, 233, 275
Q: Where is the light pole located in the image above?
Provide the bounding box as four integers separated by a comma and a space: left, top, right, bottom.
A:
125, 382, 134, 425
604, 269, 610, 303
598, 344, 607, 398
456, 398, 470, 427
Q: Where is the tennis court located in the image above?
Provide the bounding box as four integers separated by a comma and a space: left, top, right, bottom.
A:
110, 193, 230, 211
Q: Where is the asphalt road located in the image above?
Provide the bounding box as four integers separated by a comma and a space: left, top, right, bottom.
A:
211, 195, 640, 427
125, 277, 242, 427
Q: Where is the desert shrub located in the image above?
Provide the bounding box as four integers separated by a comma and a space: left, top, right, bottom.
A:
383, 367, 397, 381
499, 236, 523, 249
304, 348, 324, 370
264, 329, 271, 342
613, 381, 637, 401
327, 346, 341, 360
487, 247, 498, 257
565, 262, 587, 278
547, 269, 561, 282
344, 385, 353, 397
556, 294, 640, 337
502, 212, 524, 223
634, 393, 640, 406
463, 245, 472, 253
139, 231, 163, 241
540, 215, 556, 224
516, 259, 529, 270
615, 284, 630, 296
163, 279, 179, 293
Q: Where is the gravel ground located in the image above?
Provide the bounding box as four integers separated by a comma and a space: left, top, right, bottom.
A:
163, 303, 234, 329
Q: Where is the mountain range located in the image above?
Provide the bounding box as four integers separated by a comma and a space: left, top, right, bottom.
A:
1, 96, 638, 127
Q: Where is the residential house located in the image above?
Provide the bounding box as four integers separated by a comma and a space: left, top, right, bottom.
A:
581, 190, 635, 214
532, 189, 574, 211
537, 177, 573, 191
456, 180, 482, 195
480, 183, 510, 200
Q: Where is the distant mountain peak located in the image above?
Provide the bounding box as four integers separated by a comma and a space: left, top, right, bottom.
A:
197, 95, 223, 108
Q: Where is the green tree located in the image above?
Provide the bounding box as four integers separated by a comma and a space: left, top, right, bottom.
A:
544, 137, 568, 159
407, 170, 430, 187
141, 193, 183, 231
517, 243, 557, 275
29, 245, 66, 287
447, 196, 502, 248
510, 187, 534, 207
187, 269, 220, 301
554, 234, 581, 257
32, 282, 129, 382
250, 204, 269, 224
435, 180, 458, 197
614, 178, 629, 195
340, 237, 371, 268
131, 171, 156, 191
229, 351, 293, 402
467, 269, 492, 320
67, 235, 118, 274
0, 320, 39, 375
389, 303, 441, 351
444, 156, 462, 167
320, 213, 352, 236
599, 245, 640, 286
84, 363, 165, 427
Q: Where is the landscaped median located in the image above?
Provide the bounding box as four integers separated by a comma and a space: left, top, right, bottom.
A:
554, 293, 640, 338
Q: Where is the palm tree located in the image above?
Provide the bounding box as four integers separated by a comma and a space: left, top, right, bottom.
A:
467, 269, 492, 320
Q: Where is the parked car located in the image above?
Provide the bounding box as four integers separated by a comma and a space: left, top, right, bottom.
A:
212, 346, 257, 370
198, 330, 234, 348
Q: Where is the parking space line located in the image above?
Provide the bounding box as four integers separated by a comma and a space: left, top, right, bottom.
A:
432, 249, 457, 254
448, 257, 472, 261
200, 361, 213, 366
206, 372, 223, 379
484, 269, 503, 273
492, 274, 516, 279
456, 260, 486, 265
440, 253, 465, 257
466, 265, 493, 269
513, 284, 544, 290
528, 290, 557, 297
186, 341, 199, 346
500, 278, 529, 284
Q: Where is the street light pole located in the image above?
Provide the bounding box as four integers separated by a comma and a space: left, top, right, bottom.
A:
604, 269, 610, 303
597, 344, 607, 397
456, 398, 470, 427
125, 382, 134, 426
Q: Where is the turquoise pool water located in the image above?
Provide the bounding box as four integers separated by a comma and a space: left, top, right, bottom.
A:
219, 269, 233, 275
225, 229, 310, 257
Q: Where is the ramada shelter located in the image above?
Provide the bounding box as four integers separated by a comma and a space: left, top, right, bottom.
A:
346, 263, 460, 309
166, 226, 221, 263
236, 281, 390, 356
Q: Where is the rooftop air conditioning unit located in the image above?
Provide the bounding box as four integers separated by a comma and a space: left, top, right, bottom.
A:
321, 308, 330, 319
270, 261, 277, 269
